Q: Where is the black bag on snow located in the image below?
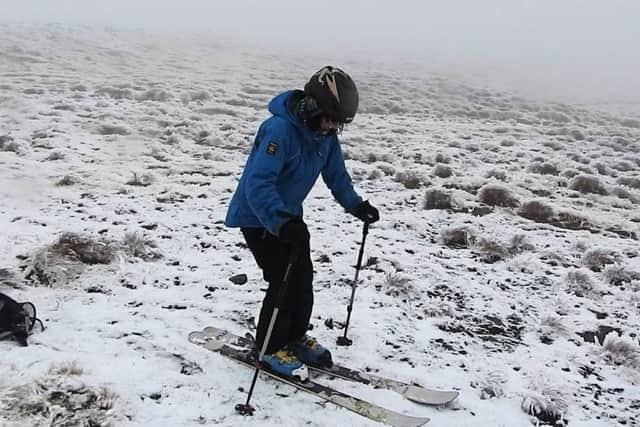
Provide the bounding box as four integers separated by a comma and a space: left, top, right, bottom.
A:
0, 292, 43, 346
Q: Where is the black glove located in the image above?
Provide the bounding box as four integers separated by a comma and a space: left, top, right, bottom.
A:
279, 220, 310, 255
353, 200, 380, 224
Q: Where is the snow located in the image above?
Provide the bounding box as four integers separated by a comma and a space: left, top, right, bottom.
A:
1, 23, 640, 427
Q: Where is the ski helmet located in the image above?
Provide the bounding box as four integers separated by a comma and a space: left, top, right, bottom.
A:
303, 66, 359, 124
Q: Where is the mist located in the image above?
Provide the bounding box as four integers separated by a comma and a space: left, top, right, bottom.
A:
2, 0, 639, 104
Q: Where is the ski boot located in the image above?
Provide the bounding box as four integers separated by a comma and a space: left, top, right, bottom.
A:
289, 335, 333, 367
261, 348, 309, 381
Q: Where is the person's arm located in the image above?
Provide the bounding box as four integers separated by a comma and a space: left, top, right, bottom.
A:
245, 123, 295, 235
321, 137, 361, 211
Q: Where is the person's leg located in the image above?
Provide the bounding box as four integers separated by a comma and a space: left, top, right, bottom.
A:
241, 228, 291, 354
286, 246, 314, 343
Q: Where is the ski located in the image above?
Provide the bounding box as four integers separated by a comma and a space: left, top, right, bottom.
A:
193, 326, 459, 406
189, 331, 430, 427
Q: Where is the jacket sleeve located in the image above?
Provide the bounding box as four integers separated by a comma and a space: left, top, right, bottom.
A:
244, 124, 294, 236
321, 138, 362, 211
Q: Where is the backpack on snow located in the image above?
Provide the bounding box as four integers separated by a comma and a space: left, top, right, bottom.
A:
0, 292, 43, 346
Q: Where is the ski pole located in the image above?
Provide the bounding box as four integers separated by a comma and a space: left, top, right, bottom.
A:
235, 253, 297, 416
337, 222, 369, 346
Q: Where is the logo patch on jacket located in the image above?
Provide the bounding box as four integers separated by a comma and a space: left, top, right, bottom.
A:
266, 142, 278, 156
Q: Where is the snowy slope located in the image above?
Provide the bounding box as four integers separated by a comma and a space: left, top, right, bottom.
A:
1, 23, 639, 427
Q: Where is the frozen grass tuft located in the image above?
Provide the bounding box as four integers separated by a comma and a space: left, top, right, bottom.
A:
380, 272, 416, 299
485, 169, 507, 181
565, 268, 600, 297
48, 360, 84, 376
603, 265, 640, 287
471, 234, 533, 263
617, 176, 640, 190
518, 200, 554, 222
0, 363, 122, 427
0, 135, 21, 153
538, 315, 570, 340
96, 124, 130, 136
121, 232, 163, 261
521, 391, 568, 426
580, 248, 619, 272
55, 175, 80, 186
472, 371, 507, 399
44, 152, 64, 161
181, 90, 211, 102
552, 209, 593, 231
568, 174, 608, 195
394, 170, 423, 189
477, 184, 519, 207
25, 232, 117, 287
137, 88, 171, 102
528, 162, 560, 176
45, 232, 115, 265
441, 226, 476, 249
433, 163, 453, 178
126, 172, 154, 187
598, 332, 640, 370
422, 297, 455, 318
423, 189, 453, 209
471, 238, 509, 263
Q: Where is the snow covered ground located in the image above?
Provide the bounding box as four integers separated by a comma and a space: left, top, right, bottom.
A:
1, 23, 640, 427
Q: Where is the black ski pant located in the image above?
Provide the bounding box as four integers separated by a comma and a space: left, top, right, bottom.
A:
241, 227, 313, 354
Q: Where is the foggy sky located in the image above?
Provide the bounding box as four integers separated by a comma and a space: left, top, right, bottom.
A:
2, 0, 639, 103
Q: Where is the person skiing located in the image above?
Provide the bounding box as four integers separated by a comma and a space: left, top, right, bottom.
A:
224, 66, 380, 378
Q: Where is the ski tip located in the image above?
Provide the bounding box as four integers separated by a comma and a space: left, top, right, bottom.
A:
384, 413, 430, 427
203, 340, 225, 351
405, 386, 459, 406
188, 331, 205, 342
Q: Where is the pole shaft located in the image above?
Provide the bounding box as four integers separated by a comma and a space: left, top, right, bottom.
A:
341, 222, 369, 339
242, 257, 295, 407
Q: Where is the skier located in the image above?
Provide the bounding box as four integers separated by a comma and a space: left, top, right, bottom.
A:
224, 66, 380, 378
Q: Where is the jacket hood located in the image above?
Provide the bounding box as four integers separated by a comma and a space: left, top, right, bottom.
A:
267, 90, 324, 142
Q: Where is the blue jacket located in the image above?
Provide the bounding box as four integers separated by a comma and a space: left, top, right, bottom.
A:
225, 90, 361, 235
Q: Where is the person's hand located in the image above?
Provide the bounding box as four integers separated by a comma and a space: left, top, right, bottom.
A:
279, 220, 310, 255
353, 200, 379, 224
